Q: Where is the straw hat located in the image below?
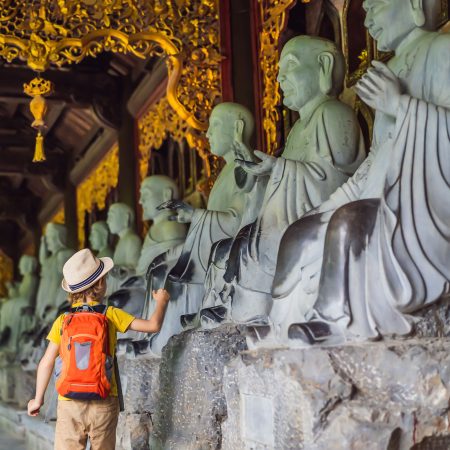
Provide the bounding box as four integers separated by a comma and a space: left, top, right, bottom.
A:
61, 248, 114, 294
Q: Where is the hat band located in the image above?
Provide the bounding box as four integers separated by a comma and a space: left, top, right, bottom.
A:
68, 260, 105, 291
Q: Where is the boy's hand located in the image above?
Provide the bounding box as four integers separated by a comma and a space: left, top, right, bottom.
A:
28, 398, 43, 416
152, 288, 170, 306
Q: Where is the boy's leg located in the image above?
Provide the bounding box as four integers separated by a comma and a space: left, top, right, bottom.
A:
87, 396, 120, 450
54, 400, 89, 450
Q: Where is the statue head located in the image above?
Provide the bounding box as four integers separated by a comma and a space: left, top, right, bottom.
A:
45, 223, 68, 253
363, 0, 442, 52
18, 255, 37, 276
107, 203, 135, 235
206, 103, 254, 158
278, 36, 345, 112
89, 221, 110, 251
140, 175, 180, 221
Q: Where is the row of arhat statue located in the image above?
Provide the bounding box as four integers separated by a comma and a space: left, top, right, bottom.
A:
1, 0, 449, 363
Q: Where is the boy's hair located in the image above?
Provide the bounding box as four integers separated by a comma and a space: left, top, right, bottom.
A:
68, 278, 105, 305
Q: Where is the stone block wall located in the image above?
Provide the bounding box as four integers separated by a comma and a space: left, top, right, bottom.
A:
2, 327, 450, 449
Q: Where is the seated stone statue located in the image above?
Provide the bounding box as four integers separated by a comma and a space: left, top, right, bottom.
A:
138, 102, 260, 355
106, 202, 142, 294
200, 35, 366, 327
35, 223, 75, 322
0, 282, 19, 346
0, 255, 38, 353
108, 175, 187, 343
127, 176, 188, 351
267, 0, 450, 345
89, 221, 113, 259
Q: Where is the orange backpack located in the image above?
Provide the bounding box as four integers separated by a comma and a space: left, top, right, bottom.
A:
55, 304, 113, 400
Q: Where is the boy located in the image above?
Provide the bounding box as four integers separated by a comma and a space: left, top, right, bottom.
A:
27, 249, 170, 450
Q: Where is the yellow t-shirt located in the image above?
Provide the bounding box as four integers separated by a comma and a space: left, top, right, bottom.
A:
46, 301, 135, 401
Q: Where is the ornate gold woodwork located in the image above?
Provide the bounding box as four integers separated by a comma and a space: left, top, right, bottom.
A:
23, 77, 54, 162
137, 95, 213, 184
257, 0, 297, 154
0, 249, 13, 299
0, 1, 222, 133
76, 144, 119, 248
50, 206, 65, 225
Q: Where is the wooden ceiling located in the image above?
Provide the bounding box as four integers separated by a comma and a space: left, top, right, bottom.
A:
0, 52, 152, 262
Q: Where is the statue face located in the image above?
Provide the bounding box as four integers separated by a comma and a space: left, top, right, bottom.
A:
206, 110, 233, 157
45, 224, 63, 253
18, 256, 34, 276
89, 225, 107, 251
107, 206, 129, 235
277, 47, 320, 112
140, 183, 163, 221
363, 0, 417, 51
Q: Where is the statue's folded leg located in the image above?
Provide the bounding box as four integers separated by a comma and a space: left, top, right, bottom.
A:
289, 199, 381, 344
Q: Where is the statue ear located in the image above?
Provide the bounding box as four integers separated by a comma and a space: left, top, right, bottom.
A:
318, 51, 334, 95
234, 119, 245, 143
163, 187, 174, 202
410, 0, 426, 26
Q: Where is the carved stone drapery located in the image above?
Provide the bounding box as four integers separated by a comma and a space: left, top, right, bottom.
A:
76, 144, 119, 248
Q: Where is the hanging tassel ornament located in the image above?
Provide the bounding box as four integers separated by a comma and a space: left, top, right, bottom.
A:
23, 77, 54, 163
33, 131, 45, 162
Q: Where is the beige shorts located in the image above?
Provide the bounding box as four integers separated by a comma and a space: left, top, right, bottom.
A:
54, 396, 119, 450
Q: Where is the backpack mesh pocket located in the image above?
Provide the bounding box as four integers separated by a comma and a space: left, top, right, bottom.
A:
74, 342, 91, 370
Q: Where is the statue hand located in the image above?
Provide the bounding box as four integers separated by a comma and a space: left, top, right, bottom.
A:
356, 60, 401, 118
163, 201, 194, 223
235, 150, 276, 176
232, 119, 254, 162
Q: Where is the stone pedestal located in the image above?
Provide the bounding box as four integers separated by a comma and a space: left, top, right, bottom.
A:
116, 356, 161, 450
0, 362, 35, 408
222, 338, 450, 450
150, 325, 246, 449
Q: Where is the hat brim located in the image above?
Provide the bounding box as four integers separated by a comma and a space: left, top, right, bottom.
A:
61, 257, 114, 293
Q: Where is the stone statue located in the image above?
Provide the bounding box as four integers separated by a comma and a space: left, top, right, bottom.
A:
266, 0, 450, 346
200, 36, 366, 327
137, 102, 260, 355
108, 176, 187, 343
136, 176, 187, 277
126, 176, 188, 349
35, 223, 75, 321
89, 221, 113, 259
0, 255, 38, 352
106, 202, 142, 294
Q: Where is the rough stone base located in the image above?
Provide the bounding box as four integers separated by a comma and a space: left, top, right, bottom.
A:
117, 355, 161, 450
0, 403, 54, 450
222, 338, 450, 450
0, 363, 36, 408
150, 325, 247, 449
2, 328, 450, 449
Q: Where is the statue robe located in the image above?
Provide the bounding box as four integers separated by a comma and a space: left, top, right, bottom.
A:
167, 161, 250, 311
225, 98, 365, 322
272, 31, 450, 339
35, 247, 74, 321
1, 274, 38, 352
114, 230, 185, 344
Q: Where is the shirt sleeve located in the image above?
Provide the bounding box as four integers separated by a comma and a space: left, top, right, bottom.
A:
107, 306, 135, 333
46, 315, 64, 345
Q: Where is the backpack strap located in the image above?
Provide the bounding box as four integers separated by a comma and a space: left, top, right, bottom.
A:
91, 304, 124, 411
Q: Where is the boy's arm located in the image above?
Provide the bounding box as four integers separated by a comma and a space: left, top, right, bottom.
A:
28, 342, 59, 416
129, 288, 170, 334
